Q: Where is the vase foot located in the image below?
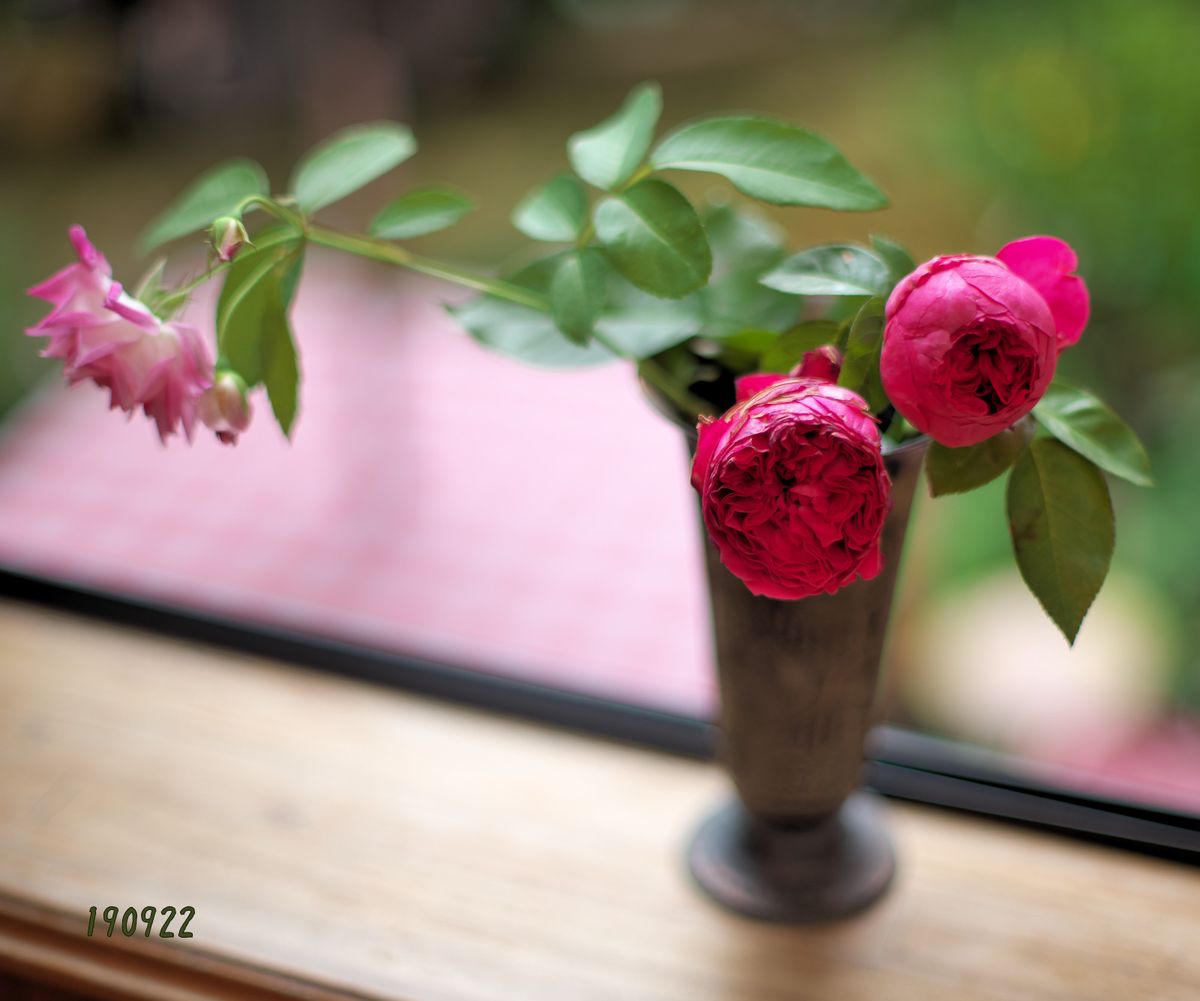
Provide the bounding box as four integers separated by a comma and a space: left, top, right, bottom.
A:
686, 792, 895, 922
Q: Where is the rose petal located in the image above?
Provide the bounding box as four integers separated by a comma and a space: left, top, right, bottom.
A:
691, 415, 730, 491
735, 372, 787, 402
24, 227, 215, 442
794, 345, 842, 383
996, 236, 1090, 350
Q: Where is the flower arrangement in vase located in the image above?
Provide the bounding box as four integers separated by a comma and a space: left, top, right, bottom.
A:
24, 83, 1151, 921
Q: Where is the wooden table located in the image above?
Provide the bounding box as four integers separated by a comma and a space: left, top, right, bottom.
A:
1, 600, 1197, 1001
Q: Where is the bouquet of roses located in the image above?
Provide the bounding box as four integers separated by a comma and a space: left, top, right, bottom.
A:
25, 83, 1150, 644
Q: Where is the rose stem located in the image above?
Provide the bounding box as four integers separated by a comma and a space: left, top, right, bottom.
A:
304, 226, 715, 421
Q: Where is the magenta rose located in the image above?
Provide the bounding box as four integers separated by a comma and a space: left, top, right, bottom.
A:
691, 368, 891, 600
879, 239, 1083, 447
27, 226, 224, 443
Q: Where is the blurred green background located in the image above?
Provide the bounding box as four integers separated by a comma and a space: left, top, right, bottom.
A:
3, 0, 1197, 799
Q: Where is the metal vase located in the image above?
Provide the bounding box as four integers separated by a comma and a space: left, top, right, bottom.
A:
687, 435, 928, 922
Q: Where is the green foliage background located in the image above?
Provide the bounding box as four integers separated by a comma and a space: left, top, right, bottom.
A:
907, 0, 1200, 705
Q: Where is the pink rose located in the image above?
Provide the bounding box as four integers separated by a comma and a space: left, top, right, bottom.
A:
880, 247, 1064, 447
692, 370, 891, 600
27, 226, 215, 442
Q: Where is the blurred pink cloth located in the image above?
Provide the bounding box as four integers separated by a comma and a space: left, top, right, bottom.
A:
0, 261, 714, 715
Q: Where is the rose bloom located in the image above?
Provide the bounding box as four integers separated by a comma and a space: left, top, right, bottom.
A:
691, 361, 891, 600
880, 236, 1087, 448
27, 226, 216, 442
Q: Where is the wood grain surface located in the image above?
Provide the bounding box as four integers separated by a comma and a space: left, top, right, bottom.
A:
1, 601, 1197, 1001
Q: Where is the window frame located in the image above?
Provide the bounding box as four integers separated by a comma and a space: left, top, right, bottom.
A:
3, 564, 1197, 865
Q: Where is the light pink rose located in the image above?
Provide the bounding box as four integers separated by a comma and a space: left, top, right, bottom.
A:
692, 373, 891, 600
27, 226, 215, 443
880, 251, 1060, 447
995, 235, 1090, 350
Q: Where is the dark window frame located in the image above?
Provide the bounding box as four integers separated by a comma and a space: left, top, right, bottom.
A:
3, 565, 1197, 865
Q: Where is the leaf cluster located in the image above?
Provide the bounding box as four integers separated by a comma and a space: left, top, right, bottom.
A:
926, 381, 1152, 644
134, 84, 1154, 648
139, 122, 476, 437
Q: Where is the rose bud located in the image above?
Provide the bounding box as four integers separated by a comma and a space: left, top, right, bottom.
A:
733, 345, 844, 401
795, 344, 843, 383
880, 252, 1059, 447
26, 226, 214, 442
211, 216, 249, 262
995, 235, 1090, 351
692, 375, 891, 600
197, 370, 253, 445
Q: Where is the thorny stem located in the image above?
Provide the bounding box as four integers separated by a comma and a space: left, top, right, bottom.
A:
235, 194, 307, 232
154, 259, 230, 316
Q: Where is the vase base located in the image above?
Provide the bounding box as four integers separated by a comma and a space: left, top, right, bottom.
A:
686, 792, 895, 922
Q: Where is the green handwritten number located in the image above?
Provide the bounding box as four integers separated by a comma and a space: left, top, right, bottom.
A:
159, 905, 177, 938
158, 902, 176, 936
178, 906, 196, 939
85, 904, 193, 939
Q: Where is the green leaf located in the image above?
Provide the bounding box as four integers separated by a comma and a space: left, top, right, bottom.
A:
512, 175, 588, 242
139, 159, 268, 254
703, 201, 787, 277
290, 121, 416, 213
926, 418, 1035, 497
1007, 438, 1115, 644
368, 186, 474, 239
449, 256, 613, 368
721, 328, 779, 356
594, 179, 711, 298
760, 321, 840, 372
595, 281, 702, 358
698, 202, 795, 338
216, 227, 306, 435
550, 249, 607, 344
452, 297, 609, 367
762, 244, 890, 297
870, 233, 916, 285
264, 309, 301, 436
1033, 381, 1154, 487
650, 116, 887, 210
838, 296, 888, 412
450, 254, 700, 364
567, 81, 662, 191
